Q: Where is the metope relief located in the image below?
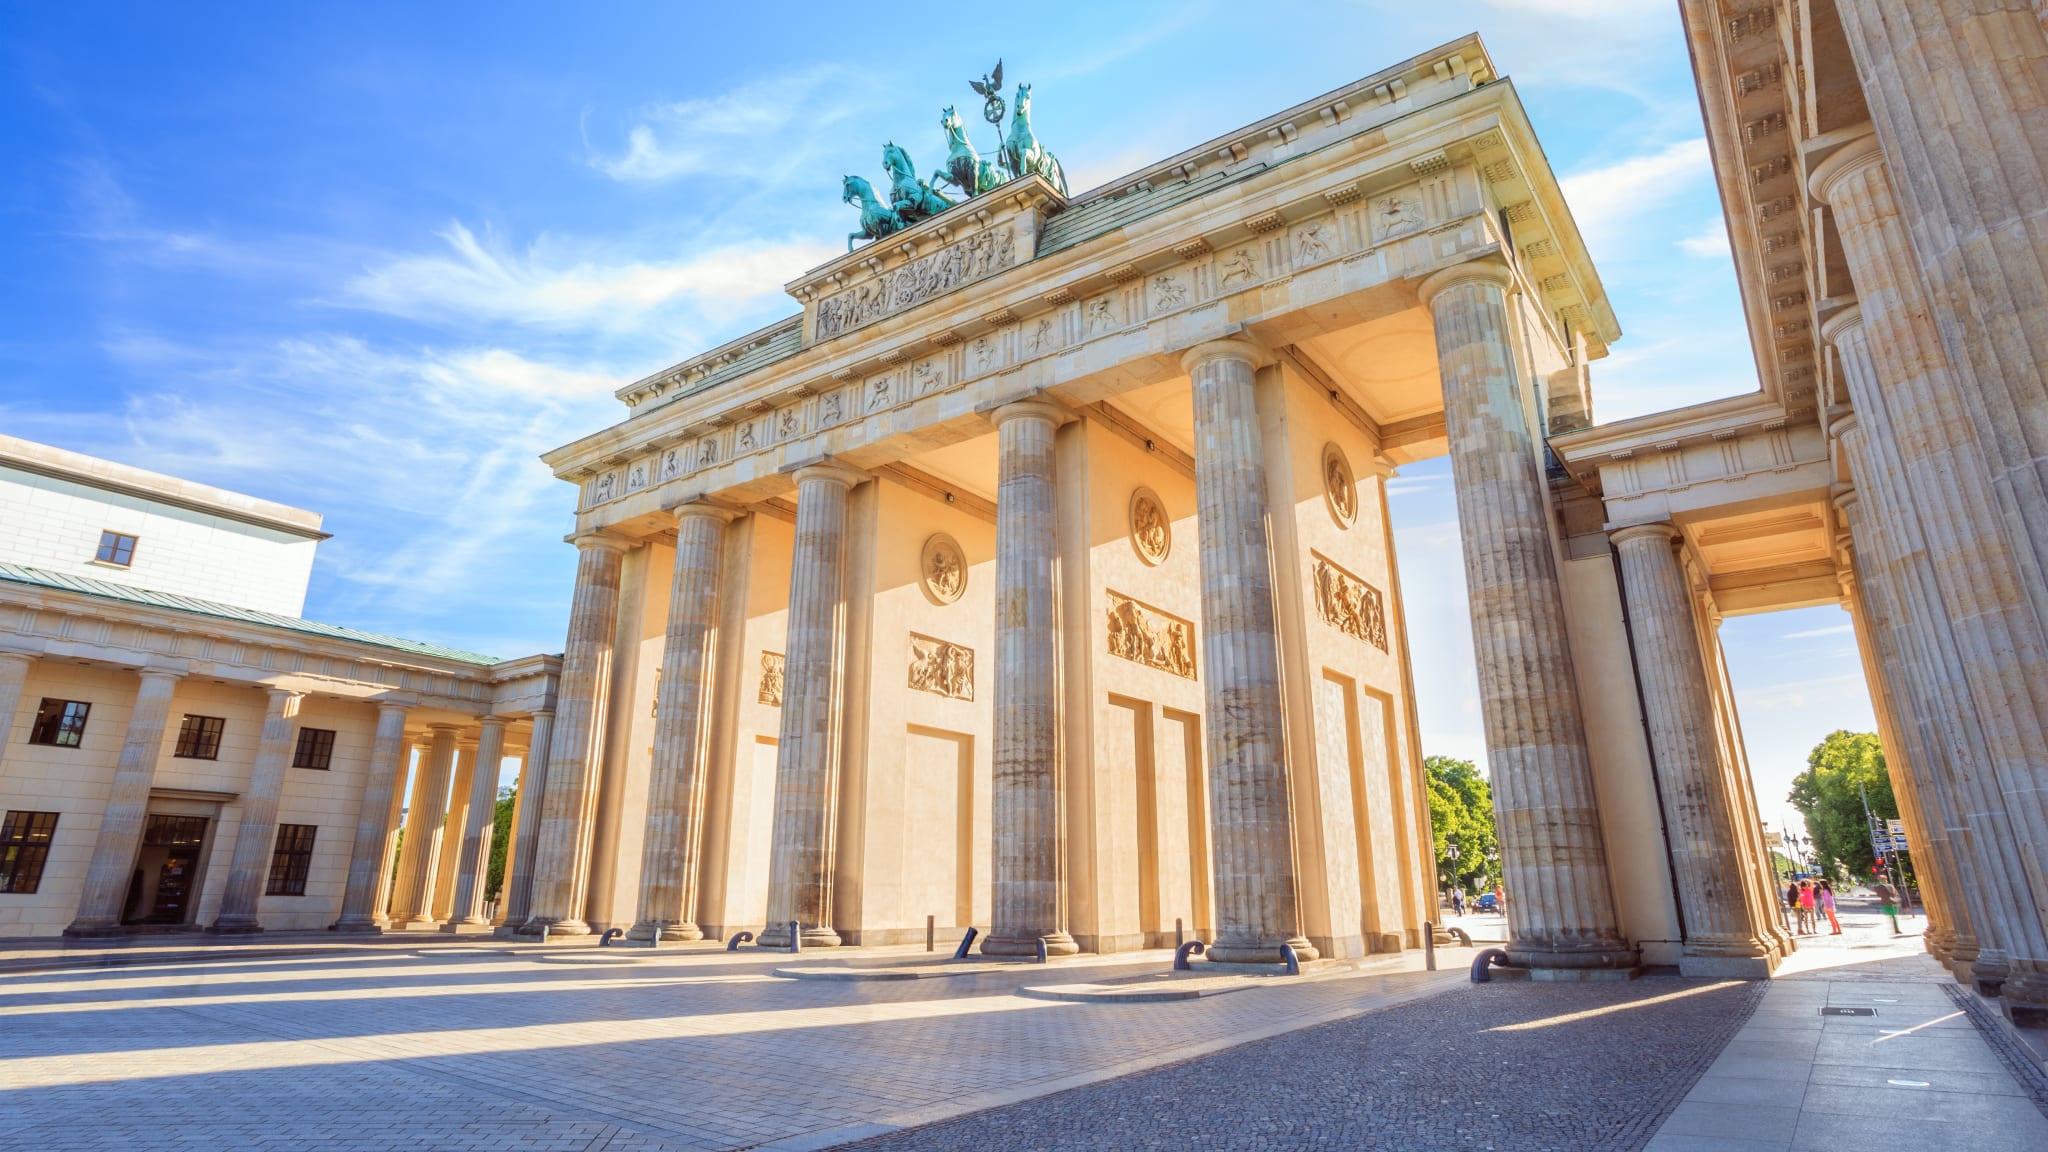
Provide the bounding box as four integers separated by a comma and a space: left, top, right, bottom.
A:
813, 224, 1019, 341
1106, 591, 1196, 680
921, 532, 967, 605
758, 652, 786, 706
1311, 551, 1388, 652
907, 632, 974, 701
1218, 247, 1260, 288
1322, 442, 1357, 528
1374, 192, 1423, 242
1129, 487, 1171, 566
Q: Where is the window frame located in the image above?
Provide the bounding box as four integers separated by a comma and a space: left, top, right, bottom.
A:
93, 530, 139, 567
291, 727, 336, 770
265, 823, 317, 896
0, 810, 60, 894
173, 714, 227, 761
28, 699, 91, 748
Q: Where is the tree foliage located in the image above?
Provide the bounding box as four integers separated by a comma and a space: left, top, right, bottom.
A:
1787, 730, 1903, 883
1425, 755, 1499, 892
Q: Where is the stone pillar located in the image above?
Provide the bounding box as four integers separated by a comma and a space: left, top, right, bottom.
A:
0, 652, 34, 773
375, 738, 421, 920
65, 668, 183, 936
1834, 3, 2048, 634
1612, 524, 1772, 976
1815, 143, 2048, 1015
761, 462, 865, 949
629, 503, 735, 943
1182, 340, 1315, 965
500, 710, 552, 929
388, 724, 459, 928
211, 689, 306, 932
983, 399, 1079, 958
522, 535, 630, 937
1418, 260, 1632, 971
445, 717, 508, 929
333, 702, 412, 931
433, 737, 477, 920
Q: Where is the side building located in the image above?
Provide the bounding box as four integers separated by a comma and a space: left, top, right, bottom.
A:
0, 434, 558, 937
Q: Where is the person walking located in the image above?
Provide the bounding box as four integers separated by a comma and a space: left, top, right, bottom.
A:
1796, 880, 1817, 934
1449, 887, 1464, 916
1872, 879, 1901, 935
1817, 879, 1842, 935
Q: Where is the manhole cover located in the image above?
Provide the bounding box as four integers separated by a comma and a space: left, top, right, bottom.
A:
1822, 1006, 1877, 1016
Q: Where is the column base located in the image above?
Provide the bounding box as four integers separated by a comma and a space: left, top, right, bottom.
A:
626, 921, 704, 943
2005, 1002, 2048, 1030
1506, 940, 1638, 972
1205, 936, 1319, 965
757, 924, 840, 949
61, 920, 125, 939
329, 920, 385, 935
981, 931, 1079, 958
438, 919, 495, 934
208, 919, 263, 935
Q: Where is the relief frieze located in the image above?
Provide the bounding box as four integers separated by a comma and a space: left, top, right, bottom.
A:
814, 224, 1018, 341
907, 632, 974, 701
758, 652, 785, 706
1105, 590, 1196, 680
1311, 550, 1388, 651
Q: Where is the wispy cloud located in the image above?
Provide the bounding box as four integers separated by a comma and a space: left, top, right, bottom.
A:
585, 66, 859, 185
1560, 138, 1712, 258
1783, 623, 1854, 640
1678, 216, 1732, 259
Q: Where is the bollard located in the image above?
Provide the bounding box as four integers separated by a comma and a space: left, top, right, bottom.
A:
600, 927, 624, 948
1424, 920, 1437, 971
726, 930, 755, 951
1176, 917, 1184, 948
1034, 937, 1049, 964
926, 914, 935, 953
538, 922, 553, 945
1446, 927, 1472, 947
1470, 947, 1510, 983
1174, 940, 1206, 970
649, 924, 664, 949
1279, 942, 1300, 976
953, 926, 979, 959
788, 919, 801, 954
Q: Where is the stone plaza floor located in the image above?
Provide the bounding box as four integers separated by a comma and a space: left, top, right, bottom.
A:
1, 904, 2042, 1151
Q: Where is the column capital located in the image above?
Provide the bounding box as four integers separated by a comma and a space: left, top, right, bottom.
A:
1831, 482, 1863, 514
1807, 129, 1884, 206
1818, 302, 1866, 347
136, 667, 186, 686
789, 459, 868, 489
1828, 409, 1863, 442
566, 530, 634, 554
666, 499, 739, 525
428, 722, 463, 735
375, 700, 412, 722
1416, 257, 1513, 309
0, 650, 35, 671
1608, 521, 1681, 549
989, 397, 1069, 429
478, 715, 510, 733
1179, 336, 1269, 375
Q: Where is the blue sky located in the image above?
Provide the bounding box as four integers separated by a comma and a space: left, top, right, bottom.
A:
0, 1, 1870, 821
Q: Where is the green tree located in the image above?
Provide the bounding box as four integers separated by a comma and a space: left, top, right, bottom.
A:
485, 785, 516, 901
1425, 755, 1498, 893
1787, 730, 1905, 884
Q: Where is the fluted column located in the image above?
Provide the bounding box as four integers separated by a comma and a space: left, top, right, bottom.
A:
629, 503, 735, 943
389, 724, 459, 928
1182, 340, 1314, 965
433, 737, 477, 920
1815, 145, 2048, 1016
761, 462, 864, 949
1835, 3, 2048, 634
375, 738, 421, 919
1419, 260, 1631, 971
1613, 524, 1772, 975
445, 717, 508, 929
501, 710, 552, 928
522, 535, 630, 937
0, 652, 34, 774
66, 668, 184, 935
333, 702, 412, 931
984, 399, 1078, 957
212, 689, 306, 932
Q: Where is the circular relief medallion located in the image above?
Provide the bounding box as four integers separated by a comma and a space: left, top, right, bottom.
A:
1322, 442, 1357, 528
1129, 487, 1171, 566
920, 533, 967, 605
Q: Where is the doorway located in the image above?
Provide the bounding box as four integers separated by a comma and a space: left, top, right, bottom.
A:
123, 814, 211, 926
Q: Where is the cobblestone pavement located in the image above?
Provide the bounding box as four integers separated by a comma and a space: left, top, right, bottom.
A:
843, 974, 1767, 1151
0, 941, 1461, 1151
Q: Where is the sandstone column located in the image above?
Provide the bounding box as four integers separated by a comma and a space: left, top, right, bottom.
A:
1612, 524, 1772, 976
389, 724, 459, 929
0, 652, 34, 773
211, 688, 306, 932
984, 399, 1079, 958
500, 709, 552, 929
433, 736, 477, 920
629, 503, 735, 943
1183, 340, 1315, 965
1834, 2, 2048, 633
66, 668, 184, 935
333, 701, 412, 931
522, 535, 630, 936
762, 462, 865, 949
1418, 260, 1631, 971
445, 717, 508, 929
1814, 146, 2048, 1016
375, 738, 422, 919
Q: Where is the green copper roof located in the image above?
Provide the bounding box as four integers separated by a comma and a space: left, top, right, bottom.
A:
649, 318, 805, 413
0, 561, 502, 666
1040, 163, 1269, 254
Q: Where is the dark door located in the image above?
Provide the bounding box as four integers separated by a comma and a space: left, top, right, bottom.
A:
127, 814, 210, 926
147, 848, 201, 923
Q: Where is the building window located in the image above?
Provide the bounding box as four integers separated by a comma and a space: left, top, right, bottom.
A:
0, 810, 59, 893
94, 531, 138, 567
292, 727, 335, 770
28, 699, 90, 747
174, 715, 226, 760
266, 823, 317, 896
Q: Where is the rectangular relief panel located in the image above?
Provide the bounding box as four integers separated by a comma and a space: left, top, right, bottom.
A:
757, 652, 785, 706
1105, 590, 1197, 679
907, 633, 974, 701
1311, 550, 1388, 651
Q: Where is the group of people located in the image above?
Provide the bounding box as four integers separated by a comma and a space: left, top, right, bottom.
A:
1783, 877, 1905, 936
1442, 885, 1504, 916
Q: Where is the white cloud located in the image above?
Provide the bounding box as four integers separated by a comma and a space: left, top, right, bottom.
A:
339, 221, 832, 334
1783, 623, 1855, 640
1559, 138, 1712, 256
1678, 216, 1733, 259
586, 67, 858, 185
